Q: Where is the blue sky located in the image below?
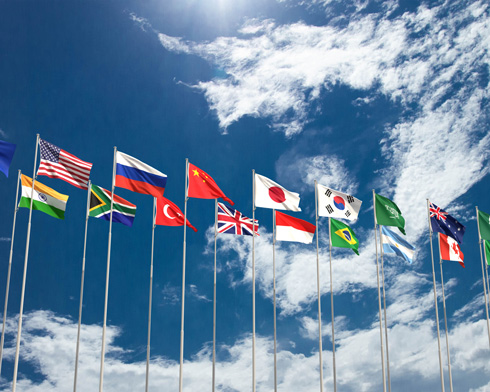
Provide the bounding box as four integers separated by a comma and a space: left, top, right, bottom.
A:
0, 0, 489, 390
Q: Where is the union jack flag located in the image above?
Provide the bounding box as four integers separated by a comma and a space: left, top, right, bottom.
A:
217, 203, 259, 236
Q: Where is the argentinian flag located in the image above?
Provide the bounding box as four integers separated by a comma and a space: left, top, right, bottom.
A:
381, 226, 415, 264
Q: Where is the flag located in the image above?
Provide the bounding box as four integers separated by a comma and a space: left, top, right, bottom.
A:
218, 203, 258, 236
115, 151, 167, 197
275, 211, 315, 244
254, 173, 300, 211
19, 174, 68, 219
187, 163, 233, 205
478, 210, 490, 242
439, 233, 464, 268
429, 201, 465, 243
381, 226, 415, 264
330, 218, 359, 255
89, 184, 136, 227
375, 193, 406, 235
155, 196, 197, 232
484, 240, 490, 266
0, 140, 16, 178
316, 183, 362, 220
37, 139, 92, 190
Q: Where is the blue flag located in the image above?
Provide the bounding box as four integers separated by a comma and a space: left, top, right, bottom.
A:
0, 140, 16, 178
429, 201, 465, 244
381, 226, 415, 264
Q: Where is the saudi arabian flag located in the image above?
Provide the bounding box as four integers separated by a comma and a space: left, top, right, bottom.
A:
484, 240, 490, 266
478, 210, 490, 242
330, 218, 359, 255
19, 174, 68, 219
375, 193, 406, 235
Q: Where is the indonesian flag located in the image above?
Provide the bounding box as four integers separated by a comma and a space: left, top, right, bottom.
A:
275, 211, 315, 244
439, 233, 465, 268
254, 173, 301, 211
155, 196, 197, 232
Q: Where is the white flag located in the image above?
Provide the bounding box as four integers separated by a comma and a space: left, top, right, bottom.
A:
316, 183, 362, 220
254, 173, 301, 211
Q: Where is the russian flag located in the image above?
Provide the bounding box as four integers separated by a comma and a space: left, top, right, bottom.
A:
115, 151, 167, 197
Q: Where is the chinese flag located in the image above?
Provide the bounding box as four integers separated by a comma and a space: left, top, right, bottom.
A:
155, 196, 197, 232
187, 163, 234, 205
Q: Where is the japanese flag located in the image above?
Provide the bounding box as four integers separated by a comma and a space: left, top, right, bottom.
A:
439, 233, 465, 268
254, 173, 301, 211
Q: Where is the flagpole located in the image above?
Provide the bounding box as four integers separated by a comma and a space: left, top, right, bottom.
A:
212, 198, 218, 392
372, 190, 386, 392
145, 197, 157, 392
179, 158, 189, 392
378, 226, 391, 392
12, 134, 39, 392
73, 180, 92, 392
476, 206, 490, 347
99, 146, 117, 392
437, 233, 453, 392
328, 217, 337, 392
0, 169, 21, 377
252, 169, 256, 392
272, 209, 277, 392
314, 181, 325, 392
426, 200, 445, 391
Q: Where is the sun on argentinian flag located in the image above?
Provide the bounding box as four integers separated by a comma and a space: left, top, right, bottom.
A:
381, 226, 415, 264
19, 174, 68, 219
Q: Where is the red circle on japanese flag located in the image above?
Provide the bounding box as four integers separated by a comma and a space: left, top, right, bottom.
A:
269, 186, 286, 203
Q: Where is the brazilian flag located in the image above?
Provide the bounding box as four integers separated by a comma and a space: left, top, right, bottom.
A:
331, 218, 359, 255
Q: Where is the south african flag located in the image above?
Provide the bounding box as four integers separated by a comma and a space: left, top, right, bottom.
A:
89, 184, 136, 227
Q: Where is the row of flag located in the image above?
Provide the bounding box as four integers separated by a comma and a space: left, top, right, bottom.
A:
3, 137, 489, 266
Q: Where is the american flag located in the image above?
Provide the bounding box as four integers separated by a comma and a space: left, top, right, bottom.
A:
218, 203, 258, 236
37, 139, 93, 190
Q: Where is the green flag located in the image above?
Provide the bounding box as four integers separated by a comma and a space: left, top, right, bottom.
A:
485, 240, 490, 266
375, 193, 406, 235
478, 210, 490, 241
331, 218, 359, 255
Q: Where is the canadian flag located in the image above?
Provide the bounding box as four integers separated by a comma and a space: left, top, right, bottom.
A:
254, 173, 301, 211
439, 233, 465, 268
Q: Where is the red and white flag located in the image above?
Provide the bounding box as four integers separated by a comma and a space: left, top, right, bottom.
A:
275, 211, 315, 244
37, 139, 92, 190
254, 173, 301, 211
439, 233, 465, 268
155, 196, 197, 232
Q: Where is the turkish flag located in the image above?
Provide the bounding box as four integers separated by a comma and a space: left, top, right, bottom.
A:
155, 196, 197, 232
187, 163, 234, 205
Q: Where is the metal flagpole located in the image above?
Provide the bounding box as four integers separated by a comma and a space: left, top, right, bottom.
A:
252, 169, 256, 392
179, 158, 189, 392
378, 226, 391, 392
328, 218, 337, 392
145, 197, 157, 392
272, 209, 277, 392
0, 169, 21, 377
12, 134, 39, 392
212, 198, 218, 392
314, 181, 324, 392
476, 206, 490, 347
426, 200, 445, 391
73, 180, 92, 392
372, 190, 386, 392
437, 233, 453, 392
99, 146, 117, 392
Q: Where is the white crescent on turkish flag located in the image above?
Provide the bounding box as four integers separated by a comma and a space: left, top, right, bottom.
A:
254, 173, 301, 211
439, 233, 465, 268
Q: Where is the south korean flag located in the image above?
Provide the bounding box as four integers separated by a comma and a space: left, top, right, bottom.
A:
316, 183, 362, 221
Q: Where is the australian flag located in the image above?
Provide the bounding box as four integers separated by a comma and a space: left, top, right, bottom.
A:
217, 203, 259, 236
429, 201, 465, 244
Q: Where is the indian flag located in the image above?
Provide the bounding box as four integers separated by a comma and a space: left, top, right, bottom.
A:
19, 174, 68, 219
